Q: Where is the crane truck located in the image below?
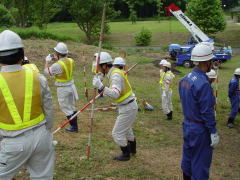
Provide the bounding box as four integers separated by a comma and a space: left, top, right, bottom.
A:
165, 3, 232, 68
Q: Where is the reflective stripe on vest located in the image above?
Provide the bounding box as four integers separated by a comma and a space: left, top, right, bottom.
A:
162, 71, 175, 90
110, 68, 133, 103
23, 64, 40, 73
55, 58, 74, 82
0, 70, 44, 131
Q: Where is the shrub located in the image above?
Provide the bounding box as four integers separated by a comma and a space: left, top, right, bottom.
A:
0, 28, 77, 42
0, 4, 14, 27
135, 28, 152, 46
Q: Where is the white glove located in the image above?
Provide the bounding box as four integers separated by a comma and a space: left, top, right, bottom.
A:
92, 75, 104, 89
45, 54, 53, 62
210, 132, 219, 148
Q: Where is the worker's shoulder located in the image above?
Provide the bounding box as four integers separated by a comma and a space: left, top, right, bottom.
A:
183, 71, 208, 86
230, 76, 237, 83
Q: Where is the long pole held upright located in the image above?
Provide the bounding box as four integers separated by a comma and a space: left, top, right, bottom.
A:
87, 3, 106, 160
83, 66, 89, 101
215, 65, 219, 117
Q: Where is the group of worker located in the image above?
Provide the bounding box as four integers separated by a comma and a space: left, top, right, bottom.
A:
0, 29, 239, 180
0, 29, 139, 179
159, 43, 239, 180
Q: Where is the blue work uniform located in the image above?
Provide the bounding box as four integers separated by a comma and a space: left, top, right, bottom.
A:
179, 68, 217, 180
228, 76, 240, 119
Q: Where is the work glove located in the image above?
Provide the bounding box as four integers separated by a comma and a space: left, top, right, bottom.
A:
92, 75, 104, 90
45, 54, 53, 62
210, 132, 220, 148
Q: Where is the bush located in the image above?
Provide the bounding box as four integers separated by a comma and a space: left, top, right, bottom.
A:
135, 28, 152, 46
0, 28, 77, 42
0, 4, 14, 27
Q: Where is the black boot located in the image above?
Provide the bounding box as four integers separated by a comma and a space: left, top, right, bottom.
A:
227, 117, 234, 128
165, 111, 172, 120
183, 172, 191, 180
113, 146, 130, 161
128, 139, 136, 155
65, 112, 78, 133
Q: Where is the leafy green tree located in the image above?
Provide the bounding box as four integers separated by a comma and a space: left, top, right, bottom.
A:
186, 0, 226, 34
13, 0, 34, 27
0, 4, 14, 27
68, 0, 117, 44
33, 0, 60, 29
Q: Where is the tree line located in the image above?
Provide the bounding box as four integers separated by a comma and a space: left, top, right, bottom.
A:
0, 0, 236, 43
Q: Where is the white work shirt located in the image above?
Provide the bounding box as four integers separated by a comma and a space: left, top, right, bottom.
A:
104, 67, 135, 106
0, 65, 54, 137
44, 57, 78, 116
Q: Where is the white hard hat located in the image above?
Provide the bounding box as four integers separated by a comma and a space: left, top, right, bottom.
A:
95, 52, 113, 64
113, 57, 126, 65
234, 68, 240, 75
206, 69, 217, 79
54, 42, 68, 54
162, 61, 171, 68
159, 59, 168, 65
0, 30, 24, 56
191, 44, 215, 62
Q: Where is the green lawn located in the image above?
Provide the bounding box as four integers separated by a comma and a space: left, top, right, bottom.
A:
2, 20, 240, 47
15, 40, 240, 179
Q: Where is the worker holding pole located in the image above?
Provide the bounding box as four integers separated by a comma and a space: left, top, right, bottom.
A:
227, 68, 240, 128
92, 52, 138, 161
179, 44, 219, 180
44, 42, 79, 133
0, 30, 55, 179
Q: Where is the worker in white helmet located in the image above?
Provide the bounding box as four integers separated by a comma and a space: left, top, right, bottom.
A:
0, 30, 55, 179
44, 42, 79, 133
161, 61, 175, 120
92, 52, 138, 161
179, 44, 219, 180
206, 69, 217, 84
227, 68, 240, 128
113, 57, 126, 70
22, 56, 40, 73
159, 59, 168, 109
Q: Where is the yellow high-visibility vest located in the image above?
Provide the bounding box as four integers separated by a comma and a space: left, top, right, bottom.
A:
159, 69, 165, 85
162, 71, 175, 91
23, 63, 40, 73
0, 70, 44, 131
110, 68, 133, 103
55, 58, 74, 82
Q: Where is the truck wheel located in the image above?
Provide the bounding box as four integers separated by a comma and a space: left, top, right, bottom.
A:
183, 60, 192, 68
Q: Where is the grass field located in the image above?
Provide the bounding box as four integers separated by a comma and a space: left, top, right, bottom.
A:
13, 39, 240, 180
2, 19, 240, 48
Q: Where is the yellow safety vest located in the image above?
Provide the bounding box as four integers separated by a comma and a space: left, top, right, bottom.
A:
0, 70, 44, 131
162, 71, 175, 91
110, 68, 133, 103
159, 69, 165, 85
92, 61, 102, 75
23, 63, 40, 73
55, 58, 74, 82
